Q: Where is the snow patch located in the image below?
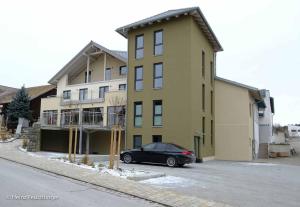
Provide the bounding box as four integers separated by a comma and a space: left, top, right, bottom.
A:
241, 162, 278, 166
140, 176, 200, 188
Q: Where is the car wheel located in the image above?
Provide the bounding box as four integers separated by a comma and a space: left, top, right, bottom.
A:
123, 153, 133, 164
166, 157, 177, 167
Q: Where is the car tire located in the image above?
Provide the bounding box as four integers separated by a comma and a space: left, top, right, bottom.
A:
123, 153, 133, 164
166, 157, 177, 167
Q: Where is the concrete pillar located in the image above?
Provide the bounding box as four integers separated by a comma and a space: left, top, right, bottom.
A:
79, 109, 83, 154
86, 132, 90, 154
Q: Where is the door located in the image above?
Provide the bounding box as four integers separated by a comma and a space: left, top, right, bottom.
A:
136, 143, 156, 163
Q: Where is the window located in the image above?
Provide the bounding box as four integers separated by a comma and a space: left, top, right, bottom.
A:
63, 90, 71, 100
154, 30, 163, 56
105, 68, 111, 81
79, 88, 88, 101
153, 63, 163, 89
119, 66, 128, 75
143, 143, 156, 151
210, 61, 214, 84
85, 71, 91, 83
99, 86, 109, 99
135, 35, 144, 59
153, 100, 162, 126
152, 135, 162, 143
134, 102, 142, 127
135, 66, 143, 91
291, 130, 297, 132
202, 84, 205, 111
202, 117, 205, 145
119, 84, 126, 91
211, 91, 213, 115
133, 135, 142, 149
202, 51, 205, 78
211, 120, 214, 145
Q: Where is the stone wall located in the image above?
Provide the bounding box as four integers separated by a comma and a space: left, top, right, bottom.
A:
26, 123, 41, 152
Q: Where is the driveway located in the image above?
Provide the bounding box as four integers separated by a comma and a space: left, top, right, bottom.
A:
120, 159, 300, 207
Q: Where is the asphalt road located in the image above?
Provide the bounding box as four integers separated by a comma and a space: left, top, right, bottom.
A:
0, 158, 161, 207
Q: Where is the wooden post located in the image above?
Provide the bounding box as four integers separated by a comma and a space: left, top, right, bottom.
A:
109, 126, 115, 169
68, 126, 73, 162
73, 127, 78, 162
116, 126, 122, 169
112, 127, 117, 168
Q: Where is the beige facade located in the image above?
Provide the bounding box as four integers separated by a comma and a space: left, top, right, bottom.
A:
215, 78, 261, 161
118, 8, 222, 160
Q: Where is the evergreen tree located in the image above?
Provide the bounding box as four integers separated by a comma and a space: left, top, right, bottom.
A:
7, 86, 32, 122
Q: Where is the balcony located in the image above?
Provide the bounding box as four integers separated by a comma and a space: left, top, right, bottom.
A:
41, 111, 125, 129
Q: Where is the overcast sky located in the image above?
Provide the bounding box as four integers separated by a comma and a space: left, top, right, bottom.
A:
0, 0, 299, 125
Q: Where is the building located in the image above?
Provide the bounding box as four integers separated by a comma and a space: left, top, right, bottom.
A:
286, 125, 300, 138
214, 77, 264, 161
39, 41, 127, 154
0, 85, 56, 127
257, 89, 275, 158
116, 7, 223, 161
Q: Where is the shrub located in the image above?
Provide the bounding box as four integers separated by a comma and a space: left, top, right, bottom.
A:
81, 154, 89, 165
22, 139, 29, 149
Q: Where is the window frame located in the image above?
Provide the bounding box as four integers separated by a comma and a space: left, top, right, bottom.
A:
153, 100, 162, 126
202, 84, 205, 111
63, 90, 71, 100
84, 71, 92, 83
134, 101, 143, 127
154, 30, 163, 56
99, 86, 109, 99
202, 50, 205, 78
79, 88, 88, 101
119, 84, 126, 91
210, 61, 214, 85
135, 34, 144, 59
153, 63, 163, 89
133, 135, 142, 149
135, 66, 143, 91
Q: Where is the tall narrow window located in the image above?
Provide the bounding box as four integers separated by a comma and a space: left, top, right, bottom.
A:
63, 90, 71, 100
211, 91, 213, 115
152, 135, 162, 143
202, 51, 205, 78
105, 68, 111, 81
202, 84, 205, 111
135, 66, 143, 91
153, 100, 162, 126
133, 135, 142, 149
99, 86, 109, 99
79, 88, 88, 101
153, 63, 163, 89
134, 102, 142, 127
202, 117, 205, 145
211, 120, 214, 145
210, 61, 214, 84
85, 71, 91, 83
135, 35, 144, 59
154, 30, 163, 56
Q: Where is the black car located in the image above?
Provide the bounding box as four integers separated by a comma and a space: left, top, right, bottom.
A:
120, 143, 196, 167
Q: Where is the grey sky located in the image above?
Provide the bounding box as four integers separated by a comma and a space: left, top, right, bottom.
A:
0, 0, 299, 125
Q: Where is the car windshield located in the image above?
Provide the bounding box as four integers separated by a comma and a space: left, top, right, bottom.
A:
142, 143, 156, 150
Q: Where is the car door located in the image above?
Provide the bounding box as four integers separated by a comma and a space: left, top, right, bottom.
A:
151, 143, 168, 163
139, 143, 157, 163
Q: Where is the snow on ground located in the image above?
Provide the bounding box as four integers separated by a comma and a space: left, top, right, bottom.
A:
240, 162, 278, 166
0, 137, 16, 143
140, 176, 200, 188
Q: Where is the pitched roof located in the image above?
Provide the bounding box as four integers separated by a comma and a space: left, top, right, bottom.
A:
48, 41, 127, 85
116, 7, 223, 52
0, 85, 56, 104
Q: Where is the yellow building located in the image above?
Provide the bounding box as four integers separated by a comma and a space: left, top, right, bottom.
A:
40, 41, 127, 154
215, 77, 263, 161
116, 7, 223, 161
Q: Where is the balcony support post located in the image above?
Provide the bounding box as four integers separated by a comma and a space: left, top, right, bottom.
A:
79, 109, 83, 154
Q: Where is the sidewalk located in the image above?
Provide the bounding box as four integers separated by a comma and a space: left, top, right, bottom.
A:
0, 140, 231, 207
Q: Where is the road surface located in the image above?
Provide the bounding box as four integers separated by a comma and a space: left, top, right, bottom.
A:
0, 158, 161, 207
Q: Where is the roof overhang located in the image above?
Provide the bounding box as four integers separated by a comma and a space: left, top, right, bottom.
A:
116, 7, 223, 52
48, 41, 127, 85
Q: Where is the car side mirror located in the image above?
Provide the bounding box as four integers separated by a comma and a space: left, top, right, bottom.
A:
140, 147, 144, 151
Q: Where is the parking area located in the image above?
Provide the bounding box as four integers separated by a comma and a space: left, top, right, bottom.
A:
120, 159, 300, 207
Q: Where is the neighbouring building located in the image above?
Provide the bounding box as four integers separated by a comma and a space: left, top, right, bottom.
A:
286, 125, 300, 138
116, 7, 223, 161
0, 85, 56, 127
40, 41, 127, 154
257, 89, 275, 158
215, 77, 264, 161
